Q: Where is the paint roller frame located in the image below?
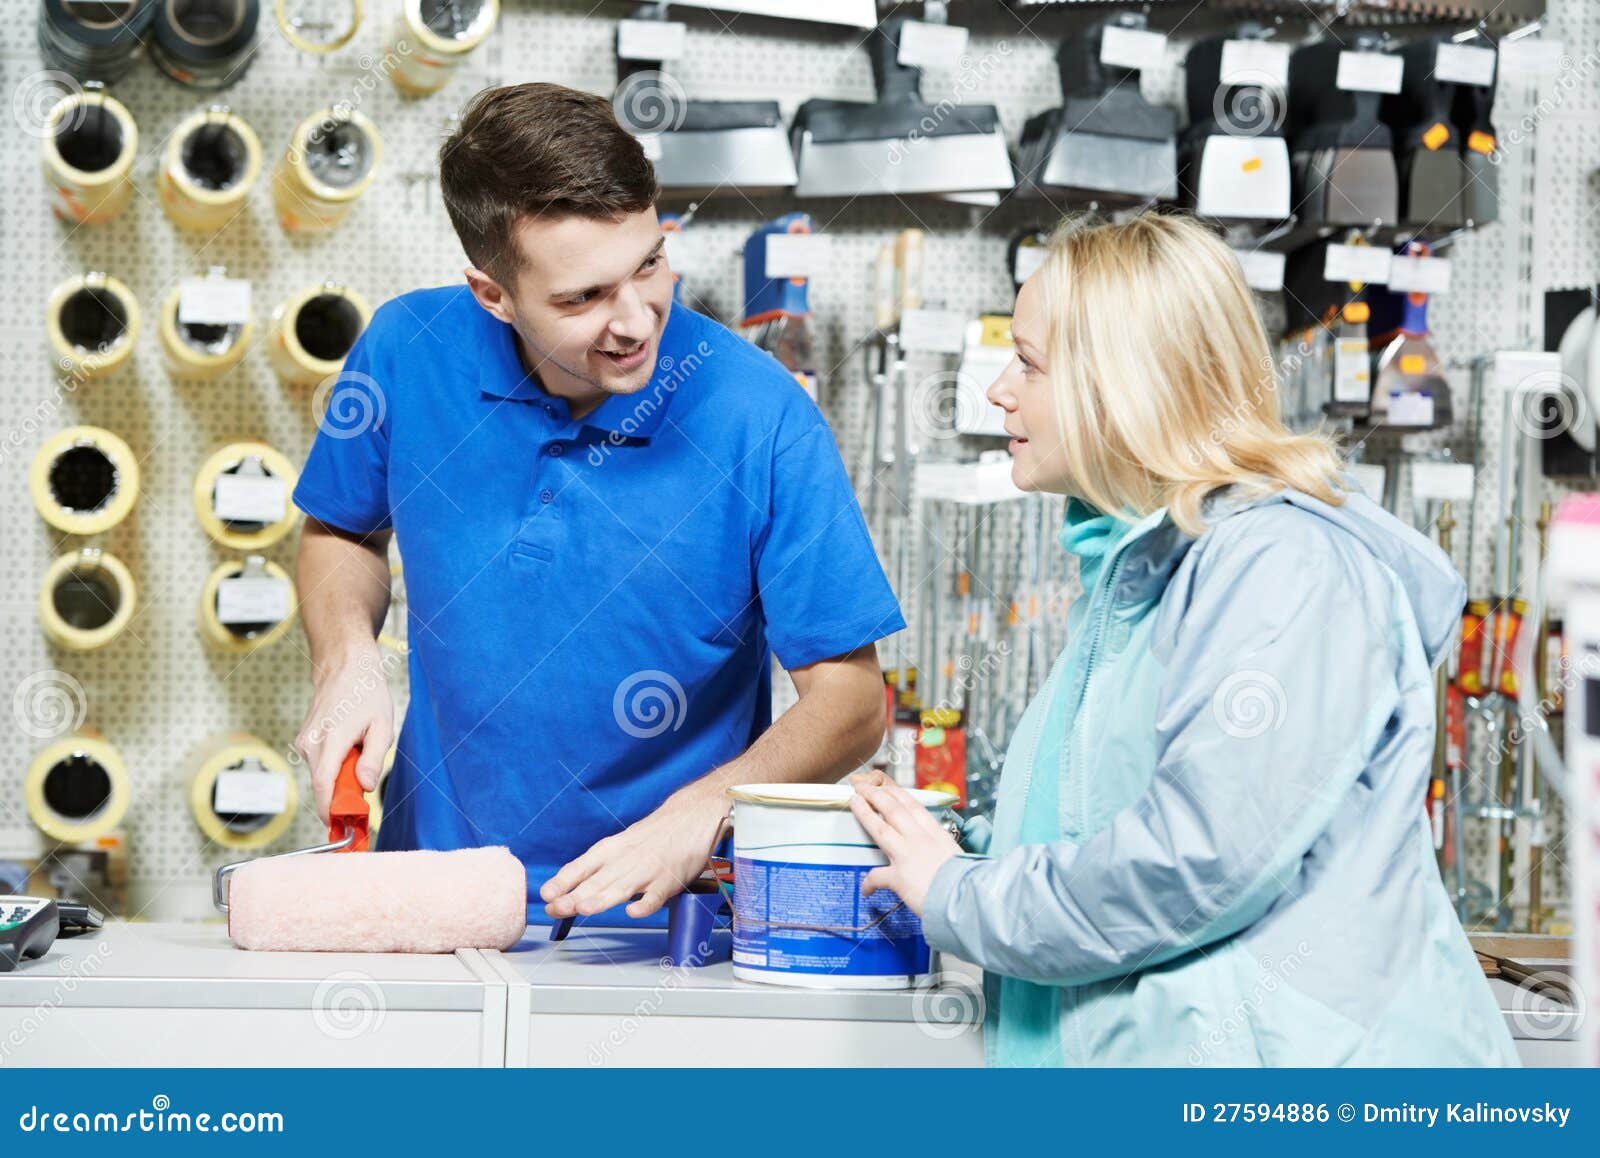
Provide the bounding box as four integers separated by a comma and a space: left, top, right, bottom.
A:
192, 440, 300, 550
30, 425, 141, 535
40, 548, 138, 652
26, 731, 132, 845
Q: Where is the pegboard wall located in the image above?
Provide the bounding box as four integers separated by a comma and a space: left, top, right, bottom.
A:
0, 0, 1593, 926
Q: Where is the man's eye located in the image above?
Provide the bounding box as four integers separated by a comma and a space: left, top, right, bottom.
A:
568, 292, 595, 305
640, 254, 662, 271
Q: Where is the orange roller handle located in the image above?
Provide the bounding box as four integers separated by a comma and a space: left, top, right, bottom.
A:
329, 747, 371, 852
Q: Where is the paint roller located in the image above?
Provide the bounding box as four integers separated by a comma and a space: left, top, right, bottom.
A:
214, 749, 526, 953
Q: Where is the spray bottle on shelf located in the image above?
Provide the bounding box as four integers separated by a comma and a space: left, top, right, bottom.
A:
1368, 241, 1453, 429
740, 212, 819, 403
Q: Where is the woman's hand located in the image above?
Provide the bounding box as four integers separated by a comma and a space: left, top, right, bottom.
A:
848, 770, 962, 917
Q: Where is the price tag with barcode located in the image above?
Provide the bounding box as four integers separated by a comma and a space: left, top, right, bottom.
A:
1386, 391, 1436, 426
213, 769, 289, 816
213, 474, 286, 523
216, 575, 291, 625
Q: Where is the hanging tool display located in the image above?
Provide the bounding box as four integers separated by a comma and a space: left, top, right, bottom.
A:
41, 85, 139, 226
616, 3, 796, 196
149, 0, 260, 89
160, 107, 262, 231
740, 213, 819, 403
1286, 34, 1400, 231
388, 0, 500, 95
1384, 36, 1473, 231
1283, 231, 1381, 424
1368, 242, 1452, 430
1450, 28, 1500, 226
1015, 13, 1177, 204
37, 0, 156, 83
791, 12, 1014, 201
1179, 25, 1292, 222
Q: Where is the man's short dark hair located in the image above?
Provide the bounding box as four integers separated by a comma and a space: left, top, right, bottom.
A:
439, 82, 659, 288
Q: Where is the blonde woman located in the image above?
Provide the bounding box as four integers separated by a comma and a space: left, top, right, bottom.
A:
850, 213, 1517, 1067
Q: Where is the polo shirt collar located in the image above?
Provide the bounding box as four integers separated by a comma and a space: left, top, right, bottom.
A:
478, 300, 686, 440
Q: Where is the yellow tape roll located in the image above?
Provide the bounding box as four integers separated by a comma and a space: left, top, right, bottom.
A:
274, 0, 363, 54
266, 282, 371, 385
30, 426, 141, 535
198, 556, 298, 652
272, 108, 381, 234
390, 0, 500, 95
159, 108, 263, 232
41, 90, 138, 225
158, 284, 255, 379
47, 273, 140, 379
26, 731, 132, 845
186, 733, 298, 850
39, 549, 137, 651
192, 441, 300, 550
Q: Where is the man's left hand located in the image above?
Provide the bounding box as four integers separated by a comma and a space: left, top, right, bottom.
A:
539, 794, 728, 920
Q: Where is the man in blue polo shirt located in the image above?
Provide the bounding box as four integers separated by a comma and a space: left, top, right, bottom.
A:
290, 82, 903, 928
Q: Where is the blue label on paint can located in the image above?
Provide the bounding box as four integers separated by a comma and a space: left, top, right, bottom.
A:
731, 857, 931, 977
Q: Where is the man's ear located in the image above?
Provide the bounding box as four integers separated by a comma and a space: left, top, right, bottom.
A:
463, 267, 515, 324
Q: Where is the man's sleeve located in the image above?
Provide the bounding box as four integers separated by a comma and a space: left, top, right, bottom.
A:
291, 326, 392, 535
753, 422, 905, 668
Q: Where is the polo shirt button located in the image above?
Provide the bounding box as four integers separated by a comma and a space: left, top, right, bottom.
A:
548, 443, 564, 457
540, 489, 554, 504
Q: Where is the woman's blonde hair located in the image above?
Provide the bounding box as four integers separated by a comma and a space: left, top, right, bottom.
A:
1034, 211, 1345, 535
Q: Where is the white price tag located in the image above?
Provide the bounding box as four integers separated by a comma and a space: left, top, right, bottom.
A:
1435, 43, 1496, 87
899, 309, 967, 355
634, 133, 662, 161
1324, 244, 1392, 285
1410, 461, 1475, 502
1334, 338, 1371, 403
213, 474, 286, 524
617, 19, 687, 61
1336, 50, 1404, 95
1493, 350, 1562, 396
178, 277, 251, 326
1386, 255, 1452, 294
1012, 244, 1047, 283
763, 232, 821, 279
216, 575, 291, 625
897, 20, 968, 71
1100, 25, 1166, 73
1220, 40, 1291, 88
1233, 248, 1286, 292
1386, 391, 1436, 426
213, 769, 289, 816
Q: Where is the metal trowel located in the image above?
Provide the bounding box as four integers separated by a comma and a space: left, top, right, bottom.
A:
1287, 36, 1399, 229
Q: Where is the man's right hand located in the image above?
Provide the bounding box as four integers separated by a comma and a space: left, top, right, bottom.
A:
294, 642, 395, 826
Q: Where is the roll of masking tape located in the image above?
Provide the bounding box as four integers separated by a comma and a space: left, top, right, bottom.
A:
47, 272, 140, 379
378, 558, 408, 655
159, 107, 262, 231
389, 0, 499, 95
193, 441, 299, 550
274, 0, 363, 54
266, 282, 370, 385
41, 88, 139, 225
198, 555, 297, 652
272, 107, 381, 234
39, 548, 137, 652
30, 426, 141, 535
26, 730, 132, 845
159, 281, 255, 379
187, 732, 298, 849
